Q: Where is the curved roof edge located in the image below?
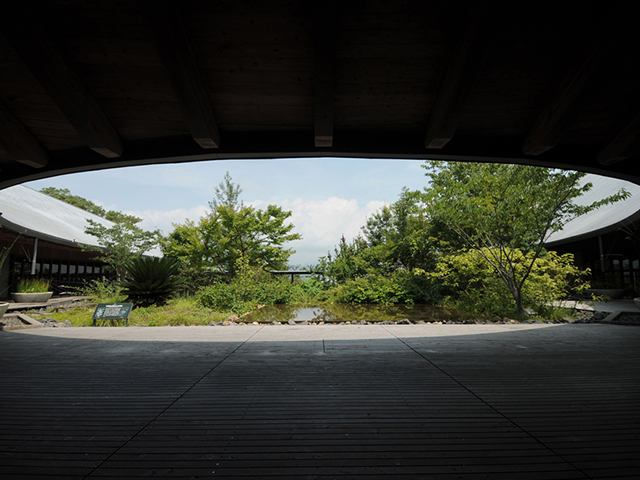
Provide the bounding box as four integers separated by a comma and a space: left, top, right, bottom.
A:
0, 185, 113, 250
545, 174, 640, 247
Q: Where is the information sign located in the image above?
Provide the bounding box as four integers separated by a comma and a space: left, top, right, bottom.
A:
92, 303, 133, 326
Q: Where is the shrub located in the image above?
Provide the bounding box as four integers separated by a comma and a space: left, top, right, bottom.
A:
431, 248, 589, 317
198, 262, 301, 315
121, 256, 181, 307
16, 277, 51, 293
325, 270, 434, 305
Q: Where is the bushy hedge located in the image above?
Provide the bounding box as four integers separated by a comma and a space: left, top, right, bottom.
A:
324, 270, 435, 305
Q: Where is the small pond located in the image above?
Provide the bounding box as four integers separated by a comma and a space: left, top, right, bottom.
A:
242, 304, 481, 324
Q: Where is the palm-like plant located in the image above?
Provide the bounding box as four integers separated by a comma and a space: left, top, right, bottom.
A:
121, 256, 180, 307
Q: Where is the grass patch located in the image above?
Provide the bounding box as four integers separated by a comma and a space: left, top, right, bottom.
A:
45, 296, 231, 327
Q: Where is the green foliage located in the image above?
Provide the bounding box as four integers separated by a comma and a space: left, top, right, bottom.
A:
198, 261, 297, 315
318, 189, 437, 285
422, 161, 628, 314
431, 248, 589, 317
317, 235, 370, 284
121, 256, 181, 307
164, 173, 301, 282
316, 188, 437, 304
209, 171, 243, 211
40, 187, 146, 225
324, 270, 434, 305
47, 296, 229, 327
16, 277, 51, 293
40, 186, 162, 281
130, 297, 229, 326
361, 188, 436, 272
75, 277, 125, 303
40, 187, 108, 217
83, 218, 161, 280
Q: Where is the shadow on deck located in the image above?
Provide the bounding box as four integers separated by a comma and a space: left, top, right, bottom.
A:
1, 323, 639, 479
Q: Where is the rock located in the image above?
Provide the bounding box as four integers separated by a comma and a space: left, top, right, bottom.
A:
397, 319, 411, 325
360, 320, 368, 325
288, 319, 296, 325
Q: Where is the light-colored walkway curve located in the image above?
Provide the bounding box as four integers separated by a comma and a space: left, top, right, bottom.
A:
1, 324, 639, 479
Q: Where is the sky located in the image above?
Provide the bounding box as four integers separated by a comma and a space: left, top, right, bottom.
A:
23, 157, 431, 267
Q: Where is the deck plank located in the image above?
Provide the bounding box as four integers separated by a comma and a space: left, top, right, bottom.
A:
1, 323, 639, 478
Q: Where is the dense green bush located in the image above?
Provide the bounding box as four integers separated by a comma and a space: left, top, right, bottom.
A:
198, 263, 292, 314
121, 256, 181, 307
431, 248, 589, 317
198, 262, 328, 315
324, 270, 435, 305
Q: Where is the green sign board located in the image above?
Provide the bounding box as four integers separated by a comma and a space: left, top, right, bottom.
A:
93, 303, 133, 326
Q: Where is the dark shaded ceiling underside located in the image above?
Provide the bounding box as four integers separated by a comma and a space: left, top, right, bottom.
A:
1, 1, 639, 189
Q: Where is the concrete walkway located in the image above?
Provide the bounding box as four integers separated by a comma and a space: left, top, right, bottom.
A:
1, 323, 639, 479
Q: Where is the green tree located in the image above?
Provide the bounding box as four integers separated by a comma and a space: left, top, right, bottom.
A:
164, 175, 301, 282
422, 161, 628, 315
361, 188, 435, 273
41, 187, 161, 280
319, 188, 436, 283
40, 187, 107, 217
83, 217, 161, 281
209, 171, 243, 211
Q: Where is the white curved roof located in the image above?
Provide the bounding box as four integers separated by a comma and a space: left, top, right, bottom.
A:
545, 174, 640, 246
0, 185, 113, 248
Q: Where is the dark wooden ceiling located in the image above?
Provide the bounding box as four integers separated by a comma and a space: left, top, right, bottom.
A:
1, 1, 639, 189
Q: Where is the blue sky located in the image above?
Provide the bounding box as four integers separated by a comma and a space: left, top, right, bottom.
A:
24, 157, 431, 267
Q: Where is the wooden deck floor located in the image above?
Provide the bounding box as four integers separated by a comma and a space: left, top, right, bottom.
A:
1, 323, 639, 479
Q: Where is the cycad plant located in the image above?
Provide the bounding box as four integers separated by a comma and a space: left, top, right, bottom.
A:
121, 256, 180, 307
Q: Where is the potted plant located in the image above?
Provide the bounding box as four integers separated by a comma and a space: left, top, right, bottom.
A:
11, 277, 53, 303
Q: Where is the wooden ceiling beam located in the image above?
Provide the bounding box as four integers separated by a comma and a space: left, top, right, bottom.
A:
597, 113, 640, 165
0, 99, 49, 168
139, 0, 220, 149
1, 5, 123, 159
313, 11, 337, 148
522, 17, 624, 157
424, 4, 487, 149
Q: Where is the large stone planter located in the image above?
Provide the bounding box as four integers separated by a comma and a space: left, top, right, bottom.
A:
0, 302, 9, 319
11, 292, 53, 303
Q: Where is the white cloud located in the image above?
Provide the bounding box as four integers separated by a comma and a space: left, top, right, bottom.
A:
251, 197, 386, 266
129, 205, 209, 234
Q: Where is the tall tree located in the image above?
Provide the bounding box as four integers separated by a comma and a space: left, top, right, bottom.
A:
361, 188, 434, 272
209, 171, 243, 211
422, 161, 629, 315
164, 174, 301, 282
